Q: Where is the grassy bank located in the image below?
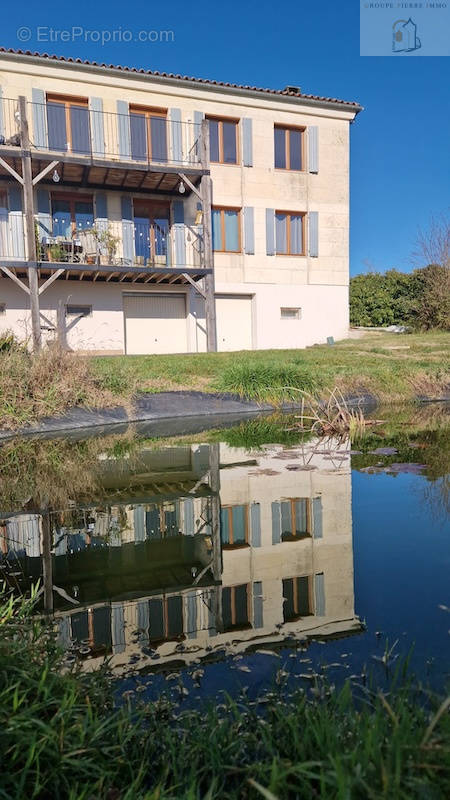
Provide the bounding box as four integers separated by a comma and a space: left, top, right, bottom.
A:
93, 330, 449, 404
0, 331, 448, 430
1, 590, 449, 800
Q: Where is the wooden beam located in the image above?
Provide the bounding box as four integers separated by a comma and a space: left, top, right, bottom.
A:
178, 172, 202, 200
38, 268, 65, 295
0, 156, 23, 184
155, 272, 171, 283
20, 96, 41, 352
168, 273, 180, 284
0, 265, 30, 294
32, 159, 59, 186
182, 272, 206, 298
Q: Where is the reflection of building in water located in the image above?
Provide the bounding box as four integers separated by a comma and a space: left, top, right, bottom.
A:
0, 439, 361, 671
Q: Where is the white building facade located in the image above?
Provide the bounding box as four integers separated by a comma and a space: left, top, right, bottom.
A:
0, 49, 361, 353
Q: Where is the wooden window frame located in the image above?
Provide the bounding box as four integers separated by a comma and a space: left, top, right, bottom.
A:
275, 210, 306, 256
207, 115, 240, 165
212, 206, 242, 253
51, 192, 94, 237
281, 498, 312, 541
221, 504, 249, 549
129, 105, 167, 162
148, 593, 185, 645
274, 124, 305, 172
283, 575, 314, 621
223, 583, 251, 630
46, 93, 89, 153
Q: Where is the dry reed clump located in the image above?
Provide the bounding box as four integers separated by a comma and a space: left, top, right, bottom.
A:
0, 344, 129, 431
294, 387, 384, 439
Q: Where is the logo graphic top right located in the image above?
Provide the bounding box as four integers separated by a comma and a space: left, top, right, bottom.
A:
392, 18, 421, 54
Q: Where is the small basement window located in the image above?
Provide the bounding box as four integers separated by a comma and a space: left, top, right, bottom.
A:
281, 307, 301, 320
0, 303, 6, 315
65, 305, 92, 317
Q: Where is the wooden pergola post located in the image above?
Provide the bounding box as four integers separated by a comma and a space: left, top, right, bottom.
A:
19, 95, 41, 352
200, 119, 217, 352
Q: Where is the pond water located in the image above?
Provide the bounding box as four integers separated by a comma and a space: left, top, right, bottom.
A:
1, 408, 449, 703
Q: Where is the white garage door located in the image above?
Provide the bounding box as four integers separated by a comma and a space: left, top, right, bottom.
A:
216, 295, 253, 352
123, 293, 187, 355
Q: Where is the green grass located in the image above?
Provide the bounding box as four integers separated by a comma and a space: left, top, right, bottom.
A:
1, 589, 449, 800
92, 331, 450, 406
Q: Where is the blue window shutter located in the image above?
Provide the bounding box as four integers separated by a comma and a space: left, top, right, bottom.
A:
8, 186, 24, 258
242, 118, 253, 166
32, 88, 47, 149
111, 604, 126, 654
271, 501, 281, 544
133, 506, 146, 542
0, 86, 4, 142
170, 108, 182, 163
193, 110, 204, 159
90, 97, 105, 157
121, 195, 134, 264
117, 100, 131, 160
95, 192, 108, 237
313, 497, 323, 539
35, 188, 52, 242
244, 206, 255, 255
172, 200, 186, 266
250, 502, 261, 547
266, 208, 275, 255
137, 600, 149, 642
253, 581, 264, 628
315, 573, 325, 616
308, 126, 319, 173
309, 211, 319, 257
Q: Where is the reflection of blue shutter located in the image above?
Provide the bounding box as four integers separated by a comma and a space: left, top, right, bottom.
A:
250, 503, 261, 547
36, 188, 52, 242
117, 100, 131, 160
308, 126, 319, 173
121, 195, 134, 264
242, 118, 253, 166
0, 86, 4, 142
170, 108, 182, 163
172, 200, 185, 266
184, 498, 194, 535
315, 573, 325, 616
133, 506, 146, 542
8, 186, 24, 258
309, 212, 319, 257
266, 208, 275, 255
186, 591, 197, 639
137, 600, 149, 644
90, 97, 105, 157
244, 207, 255, 255
313, 497, 323, 539
253, 581, 263, 628
32, 88, 47, 149
111, 604, 126, 654
271, 501, 281, 544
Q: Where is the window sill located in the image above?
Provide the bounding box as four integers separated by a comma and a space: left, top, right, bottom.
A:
275, 253, 307, 258
274, 167, 305, 173
213, 250, 242, 255
222, 543, 250, 550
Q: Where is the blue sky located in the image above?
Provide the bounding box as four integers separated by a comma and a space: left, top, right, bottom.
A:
2, 0, 449, 274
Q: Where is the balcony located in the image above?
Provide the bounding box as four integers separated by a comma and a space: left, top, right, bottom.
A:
0, 97, 207, 194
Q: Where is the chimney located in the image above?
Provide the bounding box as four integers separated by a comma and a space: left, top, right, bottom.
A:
285, 85, 302, 95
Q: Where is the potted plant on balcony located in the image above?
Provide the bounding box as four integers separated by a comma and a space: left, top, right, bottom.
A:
48, 244, 65, 263
92, 225, 120, 266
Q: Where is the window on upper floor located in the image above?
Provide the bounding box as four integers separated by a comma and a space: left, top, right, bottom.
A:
51, 194, 94, 238
220, 504, 249, 548
207, 117, 239, 164
275, 211, 305, 255
282, 576, 313, 621
212, 206, 241, 252
274, 125, 304, 170
280, 498, 311, 541
46, 94, 90, 155
129, 105, 167, 162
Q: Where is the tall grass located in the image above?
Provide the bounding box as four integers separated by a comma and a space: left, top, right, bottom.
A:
1, 588, 449, 799
214, 360, 323, 403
